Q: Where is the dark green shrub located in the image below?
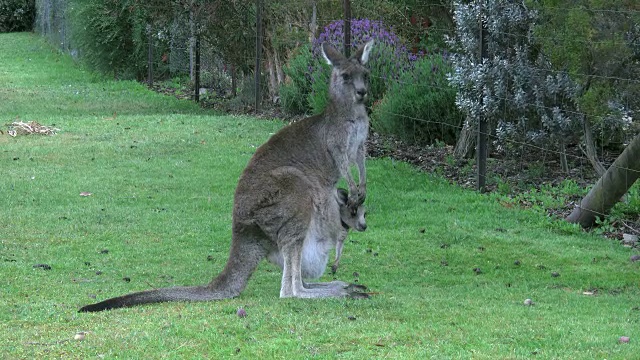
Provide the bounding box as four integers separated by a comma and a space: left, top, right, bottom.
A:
371, 54, 463, 146
68, 0, 153, 79
279, 45, 313, 115
226, 73, 269, 112
0, 0, 35, 32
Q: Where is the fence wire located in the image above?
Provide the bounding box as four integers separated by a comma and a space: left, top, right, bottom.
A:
32, 0, 640, 224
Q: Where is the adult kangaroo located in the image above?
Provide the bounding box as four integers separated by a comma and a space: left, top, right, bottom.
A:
79, 40, 373, 312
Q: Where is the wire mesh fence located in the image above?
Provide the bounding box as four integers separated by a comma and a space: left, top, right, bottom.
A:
32, 0, 640, 226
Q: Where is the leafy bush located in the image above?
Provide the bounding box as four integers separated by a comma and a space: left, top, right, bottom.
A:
372, 54, 463, 145
225, 73, 269, 112
307, 19, 417, 114
0, 0, 35, 32
68, 0, 156, 79
279, 45, 313, 115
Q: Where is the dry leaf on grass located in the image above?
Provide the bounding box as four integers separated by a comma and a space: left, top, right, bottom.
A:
6, 121, 60, 136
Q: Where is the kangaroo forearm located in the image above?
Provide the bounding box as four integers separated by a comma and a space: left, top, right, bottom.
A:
357, 145, 367, 189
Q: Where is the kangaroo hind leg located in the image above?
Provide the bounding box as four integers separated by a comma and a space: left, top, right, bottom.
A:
279, 229, 368, 299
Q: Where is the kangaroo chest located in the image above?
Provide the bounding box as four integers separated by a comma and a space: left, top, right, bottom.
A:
346, 113, 369, 160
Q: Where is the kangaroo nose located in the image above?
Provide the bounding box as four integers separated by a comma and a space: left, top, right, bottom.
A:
360, 223, 367, 231
357, 89, 367, 98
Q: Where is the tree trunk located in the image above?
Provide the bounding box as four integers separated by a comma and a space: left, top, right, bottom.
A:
274, 49, 284, 86
566, 132, 640, 228
265, 46, 278, 103
230, 63, 237, 98
581, 114, 606, 176
454, 118, 475, 159
559, 139, 568, 173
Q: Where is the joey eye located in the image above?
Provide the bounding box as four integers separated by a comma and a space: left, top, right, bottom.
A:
342, 74, 351, 81
363, 73, 370, 81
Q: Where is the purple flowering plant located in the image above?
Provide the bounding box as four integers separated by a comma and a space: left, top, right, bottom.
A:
306, 19, 419, 114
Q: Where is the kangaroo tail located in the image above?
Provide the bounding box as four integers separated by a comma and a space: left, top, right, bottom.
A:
78, 234, 267, 312
78, 285, 229, 312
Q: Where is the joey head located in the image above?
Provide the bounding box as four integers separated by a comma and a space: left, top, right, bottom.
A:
79, 41, 374, 312
332, 188, 366, 274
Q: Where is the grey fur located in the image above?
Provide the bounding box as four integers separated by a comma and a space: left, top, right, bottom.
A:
79, 41, 373, 312
267, 188, 366, 277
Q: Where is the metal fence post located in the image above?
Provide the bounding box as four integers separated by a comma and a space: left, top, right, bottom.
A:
477, 2, 488, 192
148, 24, 153, 85
343, 0, 351, 57
194, 33, 201, 102
254, 0, 263, 112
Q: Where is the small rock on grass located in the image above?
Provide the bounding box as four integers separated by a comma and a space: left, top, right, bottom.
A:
524, 298, 534, 306
237, 308, 247, 318
622, 234, 638, 246
619, 336, 630, 343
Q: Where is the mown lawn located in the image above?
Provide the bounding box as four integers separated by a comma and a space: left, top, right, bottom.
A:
1, 32, 638, 359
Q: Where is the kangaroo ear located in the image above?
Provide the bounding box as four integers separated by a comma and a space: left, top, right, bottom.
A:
321, 43, 345, 66
335, 188, 349, 205
353, 40, 374, 65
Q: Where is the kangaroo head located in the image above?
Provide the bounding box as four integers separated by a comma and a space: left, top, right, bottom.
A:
321, 40, 374, 105
336, 188, 367, 232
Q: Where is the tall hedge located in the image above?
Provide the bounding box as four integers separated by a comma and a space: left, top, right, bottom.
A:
68, 0, 157, 79
372, 54, 463, 145
0, 0, 35, 32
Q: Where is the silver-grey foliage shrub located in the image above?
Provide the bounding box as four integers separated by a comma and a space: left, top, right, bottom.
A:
448, 1, 581, 155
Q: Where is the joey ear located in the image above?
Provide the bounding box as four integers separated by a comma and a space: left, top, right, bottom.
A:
321, 43, 345, 66
353, 40, 374, 65
335, 188, 349, 205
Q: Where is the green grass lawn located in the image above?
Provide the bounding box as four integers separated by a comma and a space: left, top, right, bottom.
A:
1, 32, 639, 359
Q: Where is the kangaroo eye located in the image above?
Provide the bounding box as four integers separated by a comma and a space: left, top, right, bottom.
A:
363, 73, 369, 81
342, 74, 351, 81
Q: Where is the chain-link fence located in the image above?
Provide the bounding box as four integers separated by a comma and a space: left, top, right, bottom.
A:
34, 0, 233, 95
32, 1, 640, 225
